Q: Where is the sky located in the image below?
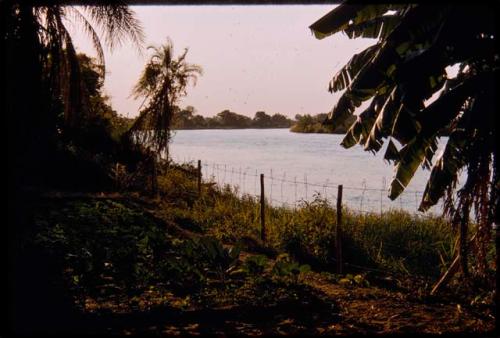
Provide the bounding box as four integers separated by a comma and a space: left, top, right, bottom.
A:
71, 5, 376, 118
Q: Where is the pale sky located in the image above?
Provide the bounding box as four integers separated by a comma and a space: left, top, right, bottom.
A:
71, 5, 376, 118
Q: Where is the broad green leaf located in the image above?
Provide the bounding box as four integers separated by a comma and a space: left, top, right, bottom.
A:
422, 137, 438, 170
389, 136, 435, 200
391, 106, 421, 145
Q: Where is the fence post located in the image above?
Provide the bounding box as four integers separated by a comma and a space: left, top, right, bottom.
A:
336, 185, 343, 274
260, 174, 266, 242
151, 155, 158, 196
197, 160, 202, 197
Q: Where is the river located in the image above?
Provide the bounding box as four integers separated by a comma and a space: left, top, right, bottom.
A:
170, 128, 453, 214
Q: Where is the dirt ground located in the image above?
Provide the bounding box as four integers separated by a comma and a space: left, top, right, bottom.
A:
73, 256, 494, 337
13, 193, 495, 337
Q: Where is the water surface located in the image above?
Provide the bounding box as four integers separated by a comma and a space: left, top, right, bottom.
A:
170, 129, 452, 214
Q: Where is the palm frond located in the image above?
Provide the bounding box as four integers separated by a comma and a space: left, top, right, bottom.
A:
128, 38, 202, 155
83, 4, 144, 52
65, 7, 106, 78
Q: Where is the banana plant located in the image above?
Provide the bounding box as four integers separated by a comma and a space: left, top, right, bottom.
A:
310, 2, 498, 276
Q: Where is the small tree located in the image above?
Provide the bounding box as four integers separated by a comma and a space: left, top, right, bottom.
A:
253, 111, 272, 128
128, 38, 203, 159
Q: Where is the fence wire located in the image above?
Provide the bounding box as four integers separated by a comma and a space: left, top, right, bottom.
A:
173, 157, 459, 277
182, 158, 443, 215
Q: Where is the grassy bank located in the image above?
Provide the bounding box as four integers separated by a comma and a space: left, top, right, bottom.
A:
154, 163, 456, 279
23, 162, 494, 335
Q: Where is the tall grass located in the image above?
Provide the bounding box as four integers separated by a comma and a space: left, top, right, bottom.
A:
159, 164, 456, 278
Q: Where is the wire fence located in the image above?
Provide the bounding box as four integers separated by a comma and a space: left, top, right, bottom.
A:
175, 157, 444, 217
170, 157, 462, 278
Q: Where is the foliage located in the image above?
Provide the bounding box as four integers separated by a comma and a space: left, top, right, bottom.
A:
5, 3, 143, 128
338, 273, 370, 288
240, 254, 269, 276
33, 200, 170, 294
39, 53, 147, 192
128, 38, 203, 157
159, 236, 240, 294
3, 3, 147, 198
271, 253, 311, 283
172, 108, 294, 129
310, 3, 498, 277
162, 166, 458, 278
291, 113, 356, 134
32, 199, 245, 298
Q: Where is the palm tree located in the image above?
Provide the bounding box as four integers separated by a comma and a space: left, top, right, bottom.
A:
3, 1, 144, 194
39, 4, 144, 126
3, 3, 144, 129
310, 4, 497, 281
128, 38, 203, 159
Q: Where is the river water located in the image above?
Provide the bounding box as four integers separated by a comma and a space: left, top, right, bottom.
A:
170, 128, 453, 214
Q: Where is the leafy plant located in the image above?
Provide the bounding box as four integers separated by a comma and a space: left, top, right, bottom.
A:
159, 236, 241, 294
271, 254, 311, 283
310, 3, 498, 278
338, 274, 370, 288
196, 237, 241, 281
240, 254, 269, 276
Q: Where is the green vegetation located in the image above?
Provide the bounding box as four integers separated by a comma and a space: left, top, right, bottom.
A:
173, 109, 356, 133
170, 168, 456, 278
173, 107, 294, 129
5, 2, 496, 335
290, 113, 356, 134
310, 4, 498, 279
128, 38, 203, 156
25, 164, 494, 335
30, 195, 331, 323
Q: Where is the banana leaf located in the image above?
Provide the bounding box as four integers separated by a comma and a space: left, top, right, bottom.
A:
384, 138, 400, 163
386, 74, 481, 199
344, 14, 402, 40
328, 6, 449, 129
419, 129, 468, 211
364, 87, 401, 152
416, 72, 485, 138
329, 44, 378, 93
340, 94, 386, 148
310, 4, 395, 40
389, 136, 436, 199
422, 137, 438, 170
391, 104, 421, 145
324, 87, 366, 129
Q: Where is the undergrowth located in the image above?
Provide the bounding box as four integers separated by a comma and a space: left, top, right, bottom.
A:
168, 164, 456, 278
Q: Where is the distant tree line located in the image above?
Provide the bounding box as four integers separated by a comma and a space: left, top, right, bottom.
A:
172, 107, 362, 133
291, 113, 357, 134
172, 107, 294, 129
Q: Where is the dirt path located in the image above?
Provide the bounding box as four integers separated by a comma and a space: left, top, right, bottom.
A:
301, 272, 493, 335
